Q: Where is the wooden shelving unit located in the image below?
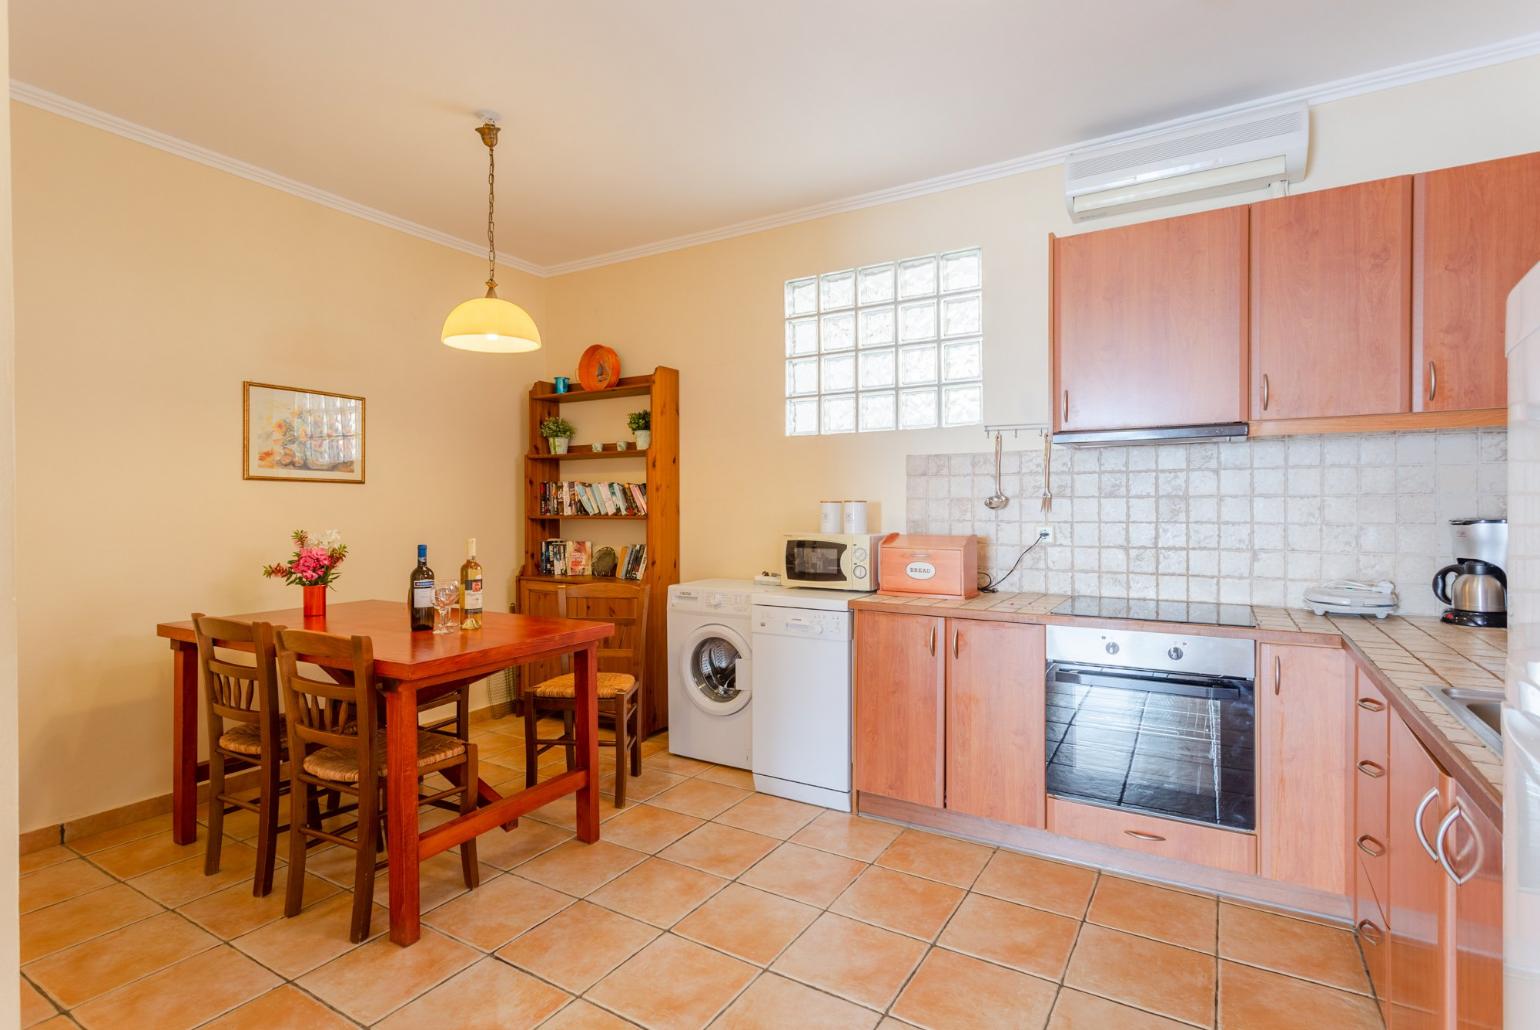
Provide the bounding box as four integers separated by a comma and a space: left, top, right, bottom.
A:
521, 368, 680, 734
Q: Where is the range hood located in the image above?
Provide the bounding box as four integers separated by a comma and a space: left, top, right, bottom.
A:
1051, 422, 1249, 446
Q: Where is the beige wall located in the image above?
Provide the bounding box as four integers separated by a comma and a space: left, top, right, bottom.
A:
541, 55, 1540, 582
10, 104, 548, 830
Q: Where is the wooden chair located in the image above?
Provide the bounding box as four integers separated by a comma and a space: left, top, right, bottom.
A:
524, 582, 648, 806
275, 628, 480, 942
192, 614, 287, 897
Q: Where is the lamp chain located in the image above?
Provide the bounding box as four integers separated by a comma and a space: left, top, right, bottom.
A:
485, 134, 497, 289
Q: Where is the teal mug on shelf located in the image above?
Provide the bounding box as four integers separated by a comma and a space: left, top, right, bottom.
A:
553, 376, 570, 393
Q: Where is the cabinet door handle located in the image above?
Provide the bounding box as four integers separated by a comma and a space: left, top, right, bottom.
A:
953, 630, 960, 659
1413, 788, 1441, 861
1123, 829, 1166, 842
1062, 389, 1069, 424
1356, 697, 1385, 712
1357, 920, 1384, 946
1357, 759, 1385, 779
1273, 655, 1281, 696
1435, 803, 1480, 886
1356, 833, 1386, 858
1428, 360, 1438, 401
928, 625, 936, 656
1262, 373, 1270, 411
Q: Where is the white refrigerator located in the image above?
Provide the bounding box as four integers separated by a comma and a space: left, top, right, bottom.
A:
1505, 259, 1540, 1023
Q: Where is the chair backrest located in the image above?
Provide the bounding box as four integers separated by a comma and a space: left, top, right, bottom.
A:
192, 613, 281, 746
559, 581, 650, 688
275, 628, 375, 776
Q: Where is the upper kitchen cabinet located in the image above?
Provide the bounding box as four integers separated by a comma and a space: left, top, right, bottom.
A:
1414, 151, 1540, 412
1051, 207, 1247, 433
1250, 176, 1413, 422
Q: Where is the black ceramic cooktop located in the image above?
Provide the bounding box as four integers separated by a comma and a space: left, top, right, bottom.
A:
1052, 596, 1257, 629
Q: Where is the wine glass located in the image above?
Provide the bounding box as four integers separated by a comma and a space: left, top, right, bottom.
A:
432, 583, 460, 634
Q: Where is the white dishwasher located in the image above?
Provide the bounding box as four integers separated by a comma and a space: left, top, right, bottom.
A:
750, 588, 859, 811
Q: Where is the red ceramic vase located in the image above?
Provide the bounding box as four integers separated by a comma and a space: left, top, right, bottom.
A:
302, 584, 327, 619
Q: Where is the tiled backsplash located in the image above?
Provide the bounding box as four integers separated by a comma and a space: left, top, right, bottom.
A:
905, 429, 1507, 615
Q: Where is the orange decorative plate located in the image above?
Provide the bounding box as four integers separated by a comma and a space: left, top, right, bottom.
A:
577, 345, 621, 392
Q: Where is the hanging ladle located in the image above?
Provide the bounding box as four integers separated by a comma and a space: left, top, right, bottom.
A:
985, 431, 1010, 510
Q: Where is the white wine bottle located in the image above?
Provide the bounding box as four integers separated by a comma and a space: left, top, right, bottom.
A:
460, 538, 484, 630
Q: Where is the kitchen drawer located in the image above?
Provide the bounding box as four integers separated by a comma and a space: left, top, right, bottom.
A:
1045, 797, 1257, 875
1355, 857, 1391, 1021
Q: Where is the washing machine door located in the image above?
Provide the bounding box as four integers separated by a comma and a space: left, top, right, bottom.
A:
678, 623, 751, 717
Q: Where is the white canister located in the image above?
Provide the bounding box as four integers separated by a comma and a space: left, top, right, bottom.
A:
819, 501, 842, 534
842, 500, 869, 535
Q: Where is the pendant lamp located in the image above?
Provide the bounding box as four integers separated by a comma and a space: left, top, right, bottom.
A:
441, 113, 541, 353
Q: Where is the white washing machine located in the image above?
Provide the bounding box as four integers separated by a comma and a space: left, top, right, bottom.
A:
667, 579, 757, 768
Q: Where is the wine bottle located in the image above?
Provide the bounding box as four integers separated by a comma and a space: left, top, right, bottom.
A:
408, 544, 435, 631
460, 538, 484, 630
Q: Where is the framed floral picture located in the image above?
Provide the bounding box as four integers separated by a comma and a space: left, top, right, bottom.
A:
243, 381, 366, 484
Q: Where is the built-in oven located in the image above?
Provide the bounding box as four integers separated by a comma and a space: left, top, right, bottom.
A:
1045, 625, 1256, 831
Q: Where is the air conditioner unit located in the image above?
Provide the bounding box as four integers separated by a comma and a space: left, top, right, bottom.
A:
1064, 101, 1309, 221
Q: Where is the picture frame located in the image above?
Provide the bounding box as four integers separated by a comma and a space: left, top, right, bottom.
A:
242, 381, 366, 484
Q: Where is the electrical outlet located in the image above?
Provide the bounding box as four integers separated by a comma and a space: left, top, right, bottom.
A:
1037, 526, 1054, 543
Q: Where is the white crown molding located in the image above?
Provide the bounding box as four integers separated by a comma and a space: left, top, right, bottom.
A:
12, 29, 1540, 279
6, 80, 547, 278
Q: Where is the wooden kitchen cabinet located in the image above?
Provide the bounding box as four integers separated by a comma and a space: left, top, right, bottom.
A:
1388, 713, 1449, 1030
1442, 781, 1503, 1030
1051, 206, 1248, 433
1250, 177, 1413, 421
853, 611, 945, 807
1414, 151, 1540, 412
944, 620, 1045, 826
1257, 643, 1351, 894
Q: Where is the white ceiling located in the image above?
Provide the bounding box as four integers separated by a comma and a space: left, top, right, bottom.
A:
10, 1, 1540, 272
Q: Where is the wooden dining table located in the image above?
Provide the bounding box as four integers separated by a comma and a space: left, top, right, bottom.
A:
156, 598, 614, 945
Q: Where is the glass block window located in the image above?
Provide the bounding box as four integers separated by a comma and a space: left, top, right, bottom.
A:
785, 248, 982, 435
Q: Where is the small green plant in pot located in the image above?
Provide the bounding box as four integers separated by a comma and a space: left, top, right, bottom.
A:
540, 415, 576, 454
627, 409, 652, 450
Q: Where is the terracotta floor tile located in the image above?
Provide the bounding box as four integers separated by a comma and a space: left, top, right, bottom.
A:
714, 794, 822, 838
588, 934, 757, 1029
297, 927, 478, 1025
1218, 961, 1382, 1029
588, 856, 728, 927
65, 814, 172, 855
972, 850, 1098, 917
32, 1018, 76, 1030
1088, 876, 1218, 953
24, 911, 217, 1009
1064, 924, 1216, 1028
659, 823, 781, 878
830, 865, 964, 940
1048, 987, 1192, 1029
87, 829, 204, 879
19, 859, 115, 914
651, 752, 716, 776
127, 842, 264, 908
790, 810, 903, 862
739, 842, 866, 907
673, 883, 820, 966
199, 985, 355, 1029
938, 893, 1080, 979
714, 972, 881, 1029
526, 791, 630, 830
231, 892, 386, 979
473, 818, 572, 869
695, 764, 756, 790
892, 947, 1058, 1030
650, 778, 753, 819
374, 853, 497, 912
497, 901, 659, 993
515, 839, 647, 896
375, 956, 569, 1029
423, 872, 572, 950
601, 802, 704, 853
71, 945, 280, 1030
20, 976, 57, 1028
1218, 903, 1371, 995
770, 912, 927, 1010
600, 765, 690, 801
543, 998, 637, 1028
20, 846, 76, 876
177, 867, 339, 940
21, 884, 161, 963
874, 829, 993, 888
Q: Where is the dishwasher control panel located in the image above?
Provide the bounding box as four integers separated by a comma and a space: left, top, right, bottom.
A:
752, 605, 852, 641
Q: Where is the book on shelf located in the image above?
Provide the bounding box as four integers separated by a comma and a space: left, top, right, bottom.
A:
537, 480, 648, 517
538, 538, 593, 577
617, 543, 648, 581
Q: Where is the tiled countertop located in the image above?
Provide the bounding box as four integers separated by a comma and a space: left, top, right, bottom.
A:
850, 591, 1505, 825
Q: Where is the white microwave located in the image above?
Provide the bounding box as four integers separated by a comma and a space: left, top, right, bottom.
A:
783, 533, 882, 591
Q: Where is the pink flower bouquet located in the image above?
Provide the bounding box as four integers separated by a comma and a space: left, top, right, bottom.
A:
262, 529, 348, 587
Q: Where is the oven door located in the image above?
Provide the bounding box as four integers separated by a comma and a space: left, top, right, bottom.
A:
1045, 660, 1256, 831
784, 538, 852, 586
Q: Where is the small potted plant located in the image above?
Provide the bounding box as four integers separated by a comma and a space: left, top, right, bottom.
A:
627, 409, 652, 450
540, 415, 576, 454
262, 529, 347, 619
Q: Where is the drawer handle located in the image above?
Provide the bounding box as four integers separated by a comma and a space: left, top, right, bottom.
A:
1357, 759, 1385, 779
1123, 829, 1166, 842
1356, 834, 1386, 858
1357, 697, 1385, 713
1357, 919, 1384, 946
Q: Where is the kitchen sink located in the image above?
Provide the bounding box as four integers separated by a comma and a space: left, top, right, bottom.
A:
1430, 686, 1505, 754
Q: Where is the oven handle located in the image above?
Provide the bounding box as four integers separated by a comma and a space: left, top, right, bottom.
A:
1047, 661, 1252, 701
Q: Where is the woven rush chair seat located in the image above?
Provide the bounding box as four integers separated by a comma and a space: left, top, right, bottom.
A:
218, 717, 286, 756
531, 671, 636, 700
302, 730, 466, 784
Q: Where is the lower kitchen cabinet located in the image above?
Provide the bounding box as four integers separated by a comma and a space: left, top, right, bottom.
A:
1257, 643, 1351, 894
944, 620, 1045, 826
1388, 709, 1450, 1030
853, 611, 945, 807
1444, 781, 1503, 1030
